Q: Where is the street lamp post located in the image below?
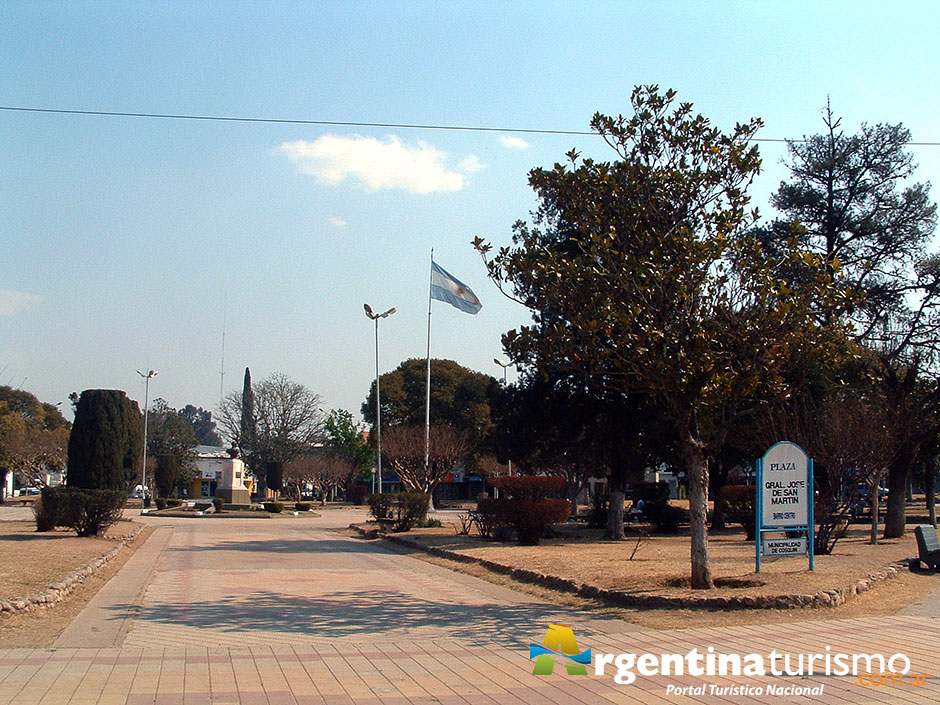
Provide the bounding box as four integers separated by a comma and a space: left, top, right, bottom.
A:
136, 369, 157, 509
365, 304, 396, 494
493, 359, 513, 478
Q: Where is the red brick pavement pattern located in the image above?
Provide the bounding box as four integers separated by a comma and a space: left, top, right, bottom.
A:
2, 616, 939, 705
2, 512, 938, 704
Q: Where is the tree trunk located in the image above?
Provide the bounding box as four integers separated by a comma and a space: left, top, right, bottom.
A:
681, 416, 713, 589
566, 482, 583, 521
422, 485, 435, 520
870, 475, 880, 545
883, 451, 913, 539
607, 489, 625, 539
926, 463, 937, 528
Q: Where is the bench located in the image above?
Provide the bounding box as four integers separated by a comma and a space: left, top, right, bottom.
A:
376, 517, 397, 533
914, 525, 940, 571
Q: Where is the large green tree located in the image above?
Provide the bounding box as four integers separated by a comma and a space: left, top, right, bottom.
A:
492, 373, 663, 529
178, 404, 222, 446
361, 358, 497, 443
324, 409, 375, 481
758, 105, 939, 538
67, 389, 143, 491
147, 399, 197, 497
477, 86, 847, 588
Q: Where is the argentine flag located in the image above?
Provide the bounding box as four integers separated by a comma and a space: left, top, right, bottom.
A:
430, 261, 482, 314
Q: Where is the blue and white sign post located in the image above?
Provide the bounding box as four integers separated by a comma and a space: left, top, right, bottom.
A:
755, 441, 814, 573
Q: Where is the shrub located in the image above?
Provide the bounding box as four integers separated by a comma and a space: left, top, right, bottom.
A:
33, 495, 57, 532
416, 518, 443, 528
509, 498, 571, 545
263, 502, 285, 513
369, 493, 394, 520
644, 502, 688, 533
470, 500, 508, 539
155, 497, 168, 510
295, 502, 312, 512
347, 483, 368, 505
476, 496, 570, 545
722, 485, 756, 540
41, 487, 125, 536
631, 481, 687, 533
393, 492, 430, 532
489, 475, 565, 500
632, 481, 671, 506
213, 497, 225, 513
166, 498, 183, 508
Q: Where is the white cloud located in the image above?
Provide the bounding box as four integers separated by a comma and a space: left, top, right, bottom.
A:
0, 289, 41, 316
500, 135, 530, 150
458, 155, 486, 174
279, 134, 471, 194
328, 217, 348, 228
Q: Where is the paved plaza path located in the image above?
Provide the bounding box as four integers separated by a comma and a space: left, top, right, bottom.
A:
1, 509, 938, 704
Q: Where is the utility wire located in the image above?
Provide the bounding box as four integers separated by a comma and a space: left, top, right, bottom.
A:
2, 105, 940, 146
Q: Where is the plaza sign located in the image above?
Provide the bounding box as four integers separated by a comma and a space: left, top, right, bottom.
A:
755, 441, 814, 572
760, 442, 809, 527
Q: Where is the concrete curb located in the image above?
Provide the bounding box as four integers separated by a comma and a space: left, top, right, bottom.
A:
350, 522, 909, 610
0, 524, 144, 617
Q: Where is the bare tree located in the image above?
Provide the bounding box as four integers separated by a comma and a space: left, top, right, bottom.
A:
284, 454, 353, 505
382, 425, 474, 505
9, 425, 68, 488
218, 372, 326, 495
760, 389, 897, 551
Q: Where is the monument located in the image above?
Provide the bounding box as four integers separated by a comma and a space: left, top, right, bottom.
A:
213, 443, 252, 508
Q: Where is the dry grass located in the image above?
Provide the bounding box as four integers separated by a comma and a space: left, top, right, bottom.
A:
395, 522, 921, 600
0, 520, 138, 601
388, 540, 937, 629
0, 525, 153, 647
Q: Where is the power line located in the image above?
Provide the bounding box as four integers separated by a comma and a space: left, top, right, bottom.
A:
2, 105, 939, 146
0, 105, 596, 137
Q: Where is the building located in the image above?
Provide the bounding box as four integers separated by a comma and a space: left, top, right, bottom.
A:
190, 445, 251, 506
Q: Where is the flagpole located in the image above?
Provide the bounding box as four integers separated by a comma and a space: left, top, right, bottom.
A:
425, 249, 433, 477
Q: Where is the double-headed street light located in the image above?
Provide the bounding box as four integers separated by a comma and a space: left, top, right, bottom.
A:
494, 358, 513, 478
365, 304, 396, 494
136, 369, 158, 508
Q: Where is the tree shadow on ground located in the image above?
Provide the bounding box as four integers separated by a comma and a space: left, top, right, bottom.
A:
109, 589, 575, 646
166, 537, 380, 554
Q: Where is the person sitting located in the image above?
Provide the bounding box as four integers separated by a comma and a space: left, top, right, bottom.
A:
627, 498, 645, 522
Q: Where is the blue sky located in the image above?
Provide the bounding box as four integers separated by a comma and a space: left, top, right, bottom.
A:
3, 1, 940, 423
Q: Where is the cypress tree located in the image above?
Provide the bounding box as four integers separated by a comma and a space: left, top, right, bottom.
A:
67, 389, 142, 491
266, 461, 283, 497
241, 368, 263, 496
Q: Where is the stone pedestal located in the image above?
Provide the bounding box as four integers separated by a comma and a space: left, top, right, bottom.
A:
215, 487, 251, 508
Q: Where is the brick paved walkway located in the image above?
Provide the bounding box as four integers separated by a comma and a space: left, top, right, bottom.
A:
1, 510, 938, 704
